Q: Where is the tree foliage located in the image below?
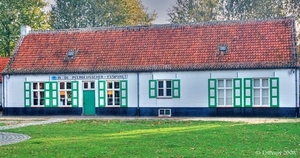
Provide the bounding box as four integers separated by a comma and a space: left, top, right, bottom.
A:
167, 0, 219, 23
50, 0, 157, 29
219, 0, 286, 20
0, 0, 50, 56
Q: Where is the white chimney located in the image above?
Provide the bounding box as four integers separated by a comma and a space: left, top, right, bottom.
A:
21, 25, 31, 36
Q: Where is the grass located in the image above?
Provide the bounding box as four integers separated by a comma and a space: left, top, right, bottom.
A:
0, 120, 299, 158
0, 122, 5, 126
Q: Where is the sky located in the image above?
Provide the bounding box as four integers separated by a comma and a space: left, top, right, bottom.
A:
45, 0, 177, 24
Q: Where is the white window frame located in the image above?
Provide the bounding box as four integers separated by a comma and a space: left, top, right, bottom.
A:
217, 79, 233, 107
59, 81, 72, 106
107, 80, 120, 106
253, 78, 269, 106
32, 82, 44, 106
158, 109, 171, 117
157, 80, 172, 98
83, 81, 95, 90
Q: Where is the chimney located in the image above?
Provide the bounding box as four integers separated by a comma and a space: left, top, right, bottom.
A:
20, 25, 31, 36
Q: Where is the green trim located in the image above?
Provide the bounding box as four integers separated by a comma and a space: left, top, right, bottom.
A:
71, 81, 79, 107
24, 82, 31, 107
51, 82, 59, 107
98, 80, 106, 107
120, 80, 128, 107
233, 78, 242, 107
172, 79, 180, 98
270, 78, 279, 107
149, 80, 157, 98
208, 79, 217, 108
44, 82, 51, 107
244, 78, 253, 107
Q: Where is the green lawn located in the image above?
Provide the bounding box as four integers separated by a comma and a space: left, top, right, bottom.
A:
0, 120, 299, 158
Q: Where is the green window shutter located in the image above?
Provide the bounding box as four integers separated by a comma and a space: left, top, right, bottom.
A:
172, 79, 180, 98
44, 82, 51, 107
98, 80, 106, 107
244, 78, 253, 107
208, 79, 217, 107
51, 82, 59, 107
233, 78, 242, 107
71, 81, 79, 107
149, 80, 157, 98
270, 78, 279, 107
24, 82, 31, 107
120, 80, 128, 107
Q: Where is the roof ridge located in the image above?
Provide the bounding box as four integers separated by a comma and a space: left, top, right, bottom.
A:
29, 16, 295, 34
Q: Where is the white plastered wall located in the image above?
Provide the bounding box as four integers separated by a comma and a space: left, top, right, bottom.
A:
4, 69, 297, 108
139, 69, 297, 108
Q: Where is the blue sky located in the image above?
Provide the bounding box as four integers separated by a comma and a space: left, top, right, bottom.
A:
45, 0, 177, 24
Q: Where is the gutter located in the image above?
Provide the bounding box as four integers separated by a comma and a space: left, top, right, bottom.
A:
137, 72, 140, 117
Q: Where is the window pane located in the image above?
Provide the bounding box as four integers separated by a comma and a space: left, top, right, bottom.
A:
218, 80, 224, 87
166, 81, 171, 88
254, 79, 260, 87
114, 82, 120, 89
262, 97, 268, 105
33, 83, 38, 90
166, 89, 171, 96
91, 82, 95, 89
34, 99, 38, 105
218, 98, 224, 105
226, 89, 232, 98
262, 89, 268, 97
115, 98, 120, 105
158, 89, 164, 96
84, 82, 88, 89
108, 98, 113, 105
60, 82, 65, 89
158, 81, 164, 88
39, 83, 44, 89
262, 79, 268, 87
226, 98, 232, 105
115, 91, 120, 97
254, 97, 260, 105
254, 89, 260, 97
107, 82, 113, 89
226, 80, 232, 87
218, 90, 224, 98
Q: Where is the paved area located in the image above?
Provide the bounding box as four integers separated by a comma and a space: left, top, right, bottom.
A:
0, 116, 299, 146
0, 118, 67, 146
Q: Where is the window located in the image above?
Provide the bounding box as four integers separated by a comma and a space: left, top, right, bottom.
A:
217, 79, 233, 106
149, 79, 180, 98
98, 80, 128, 107
158, 109, 171, 117
83, 81, 95, 90
33, 82, 44, 106
60, 82, 72, 106
107, 81, 120, 106
158, 80, 172, 97
253, 79, 269, 105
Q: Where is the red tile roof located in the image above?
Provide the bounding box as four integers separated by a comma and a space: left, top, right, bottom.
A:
0, 57, 9, 82
4, 17, 298, 74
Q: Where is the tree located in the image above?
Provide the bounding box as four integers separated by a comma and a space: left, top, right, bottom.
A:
50, 0, 157, 29
167, 0, 219, 23
0, 0, 51, 56
219, 0, 285, 20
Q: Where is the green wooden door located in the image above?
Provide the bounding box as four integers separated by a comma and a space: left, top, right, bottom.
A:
83, 90, 96, 115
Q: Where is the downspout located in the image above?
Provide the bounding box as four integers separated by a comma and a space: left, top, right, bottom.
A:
295, 68, 299, 118
137, 72, 140, 117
